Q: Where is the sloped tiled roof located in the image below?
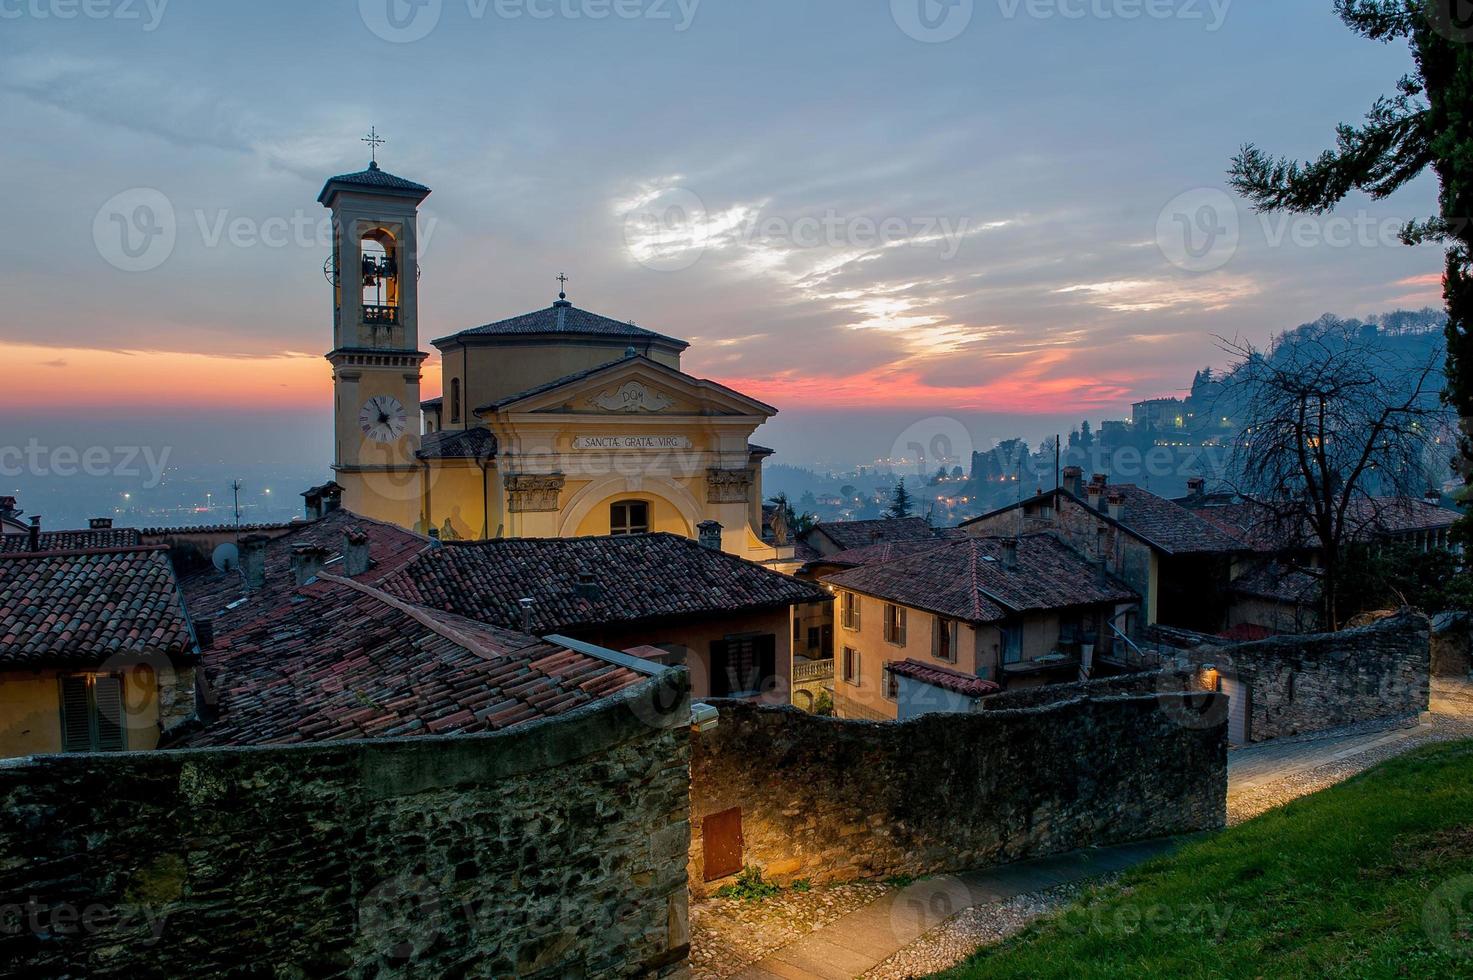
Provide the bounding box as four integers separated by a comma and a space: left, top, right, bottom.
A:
437, 301, 687, 349
416, 426, 497, 460
806, 538, 951, 571
887, 659, 1000, 698
380, 533, 828, 634
1192, 496, 1461, 552
1104, 485, 1246, 555
473, 353, 776, 416
0, 547, 196, 668
0, 527, 143, 553
178, 509, 428, 621
175, 575, 647, 747
316, 162, 431, 203
824, 535, 1138, 625
809, 517, 948, 552
1231, 561, 1321, 605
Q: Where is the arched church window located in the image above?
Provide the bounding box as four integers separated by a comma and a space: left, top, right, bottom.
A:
610, 500, 650, 536
360, 229, 399, 326
450, 378, 462, 424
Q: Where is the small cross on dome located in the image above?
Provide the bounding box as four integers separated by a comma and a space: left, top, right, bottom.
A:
557, 273, 570, 300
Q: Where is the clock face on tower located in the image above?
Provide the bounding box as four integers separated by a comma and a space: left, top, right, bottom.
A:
359, 395, 408, 443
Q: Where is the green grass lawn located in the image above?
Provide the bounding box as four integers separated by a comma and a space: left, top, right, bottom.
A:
939, 740, 1473, 979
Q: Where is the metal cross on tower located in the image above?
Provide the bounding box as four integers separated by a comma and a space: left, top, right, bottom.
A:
362, 127, 387, 163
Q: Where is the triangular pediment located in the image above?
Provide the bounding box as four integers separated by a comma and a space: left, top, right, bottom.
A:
477, 356, 777, 419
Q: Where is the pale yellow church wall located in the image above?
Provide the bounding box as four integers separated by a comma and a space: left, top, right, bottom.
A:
440, 341, 683, 429
424, 461, 496, 540
571, 490, 693, 538
0, 669, 162, 759
340, 472, 424, 532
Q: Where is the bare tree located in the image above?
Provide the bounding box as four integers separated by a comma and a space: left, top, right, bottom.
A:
1222, 326, 1449, 629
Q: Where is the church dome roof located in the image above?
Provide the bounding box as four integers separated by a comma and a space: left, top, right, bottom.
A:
434, 302, 689, 350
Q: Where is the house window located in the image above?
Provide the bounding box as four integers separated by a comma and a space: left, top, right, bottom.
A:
610, 500, 650, 536
841, 591, 861, 631
1002, 625, 1023, 665
884, 604, 907, 646
450, 378, 462, 424
807, 626, 820, 651
794, 616, 803, 642
842, 646, 861, 686
934, 618, 956, 663
882, 665, 899, 701
710, 634, 777, 698
59, 674, 127, 753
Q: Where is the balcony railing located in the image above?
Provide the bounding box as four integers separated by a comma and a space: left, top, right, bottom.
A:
363, 304, 399, 325
793, 658, 835, 683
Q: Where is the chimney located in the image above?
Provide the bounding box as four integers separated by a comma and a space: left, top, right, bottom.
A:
1187, 477, 1206, 498
574, 569, 602, 601
1002, 538, 1019, 570
89, 517, 114, 530
518, 597, 536, 633
322, 485, 342, 515
1062, 466, 1083, 496
195, 619, 215, 651
343, 528, 371, 576
697, 520, 723, 551
0, 496, 17, 520
1426, 488, 1444, 506
28, 516, 40, 553
291, 545, 331, 586
1086, 480, 1106, 512
240, 535, 269, 590
1108, 491, 1125, 522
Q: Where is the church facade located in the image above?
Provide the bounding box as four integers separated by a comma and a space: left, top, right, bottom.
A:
319, 162, 791, 563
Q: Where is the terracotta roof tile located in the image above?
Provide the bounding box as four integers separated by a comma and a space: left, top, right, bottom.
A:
887, 659, 1000, 698
379, 532, 828, 633
0, 547, 196, 668
824, 534, 1137, 625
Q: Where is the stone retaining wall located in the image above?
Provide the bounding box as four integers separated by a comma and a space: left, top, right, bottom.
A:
1200, 612, 1430, 742
688, 693, 1226, 896
0, 673, 691, 978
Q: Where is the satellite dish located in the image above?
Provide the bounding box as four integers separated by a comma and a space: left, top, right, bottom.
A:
212, 542, 240, 573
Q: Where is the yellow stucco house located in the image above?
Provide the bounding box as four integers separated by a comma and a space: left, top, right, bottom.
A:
319, 162, 791, 563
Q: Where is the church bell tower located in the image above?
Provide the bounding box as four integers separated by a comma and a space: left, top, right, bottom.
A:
318, 138, 431, 529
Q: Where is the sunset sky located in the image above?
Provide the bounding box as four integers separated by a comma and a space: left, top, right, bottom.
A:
1, 0, 1448, 467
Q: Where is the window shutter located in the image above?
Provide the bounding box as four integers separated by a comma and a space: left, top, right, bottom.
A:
60, 676, 92, 752
898, 607, 907, 646
92, 675, 127, 752
756, 634, 777, 692
709, 639, 731, 697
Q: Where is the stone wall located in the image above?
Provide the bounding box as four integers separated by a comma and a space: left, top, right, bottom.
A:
1432, 612, 1472, 678
688, 693, 1225, 896
0, 673, 691, 979
1198, 611, 1430, 742
982, 613, 1432, 744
